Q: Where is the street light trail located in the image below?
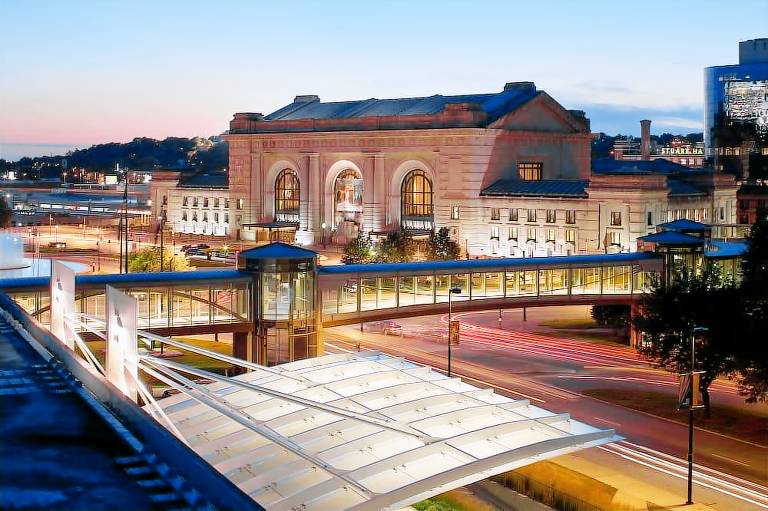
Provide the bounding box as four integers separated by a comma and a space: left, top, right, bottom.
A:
599, 442, 768, 508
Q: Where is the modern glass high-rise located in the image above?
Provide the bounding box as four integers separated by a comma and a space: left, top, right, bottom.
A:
704, 39, 768, 180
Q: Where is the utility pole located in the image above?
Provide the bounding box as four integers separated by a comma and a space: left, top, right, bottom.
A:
122, 164, 129, 273
159, 209, 166, 272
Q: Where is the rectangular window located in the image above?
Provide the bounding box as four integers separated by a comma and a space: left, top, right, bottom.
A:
162, 195, 168, 206
193, 197, 199, 207
202, 212, 208, 222
509, 208, 518, 222
224, 213, 229, 223
546, 209, 556, 223
183, 196, 189, 207
192, 212, 198, 221
237, 198, 244, 210
214, 212, 219, 222
491, 208, 500, 221
225, 199, 230, 209
609, 231, 621, 245
720, 206, 725, 221
527, 228, 537, 242
702, 208, 708, 221
203, 198, 209, 208
181, 211, 188, 221
214, 198, 220, 208
451, 205, 460, 220
610, 211, 622, 226
647, 211, 653, 226
546, 228, 556, 242
490, 226, 499, 240
565, 228, 575, 244
509, 227, 518, 240
518, 162, 542, 181
566, 210, 575, 224
527, 209, 536, 223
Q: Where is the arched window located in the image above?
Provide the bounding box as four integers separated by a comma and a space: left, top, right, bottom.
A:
275, 169, 299, 222
401, 170, 433, 230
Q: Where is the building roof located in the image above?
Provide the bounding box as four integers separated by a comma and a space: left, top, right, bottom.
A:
591, 158, 704, 175
179, 171, 229, 189
657, 219, 711, 232
264, 84, 540, 125
667, 179, 707, 197
480, 179, 589, 198
636, 231, 704, 246
319, 252, 662, 276
705, 240, 749, 259
0, 269, 249, 292
150, 351, 617, 511
238, 242, 317, 260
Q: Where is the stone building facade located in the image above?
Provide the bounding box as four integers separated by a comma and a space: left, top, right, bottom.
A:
208, 82, 738, 256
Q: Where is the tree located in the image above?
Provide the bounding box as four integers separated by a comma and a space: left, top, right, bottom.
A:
732, 211, 768, 402
375, 229, 415, 263
426, 227, 461, 261
128, 247, 190, 272
591, 304, 630, 341
341, 232, 372, 265
633, 267, 741, 416
0, 196, 11, 228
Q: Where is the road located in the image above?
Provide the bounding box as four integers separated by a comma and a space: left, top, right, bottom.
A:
324, 307, 768, 510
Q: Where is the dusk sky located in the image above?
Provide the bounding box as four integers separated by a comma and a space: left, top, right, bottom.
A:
1, 0, 766, 160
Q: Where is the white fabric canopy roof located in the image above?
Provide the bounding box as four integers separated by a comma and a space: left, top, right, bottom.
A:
150, 351, 618, 511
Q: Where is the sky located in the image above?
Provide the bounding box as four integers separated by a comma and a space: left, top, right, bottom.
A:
1, 0, 766, 160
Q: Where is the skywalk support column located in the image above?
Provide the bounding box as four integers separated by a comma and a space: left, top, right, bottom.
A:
105, 285, 138, 401
237, 243, 320, 366
50, 261, 75, 349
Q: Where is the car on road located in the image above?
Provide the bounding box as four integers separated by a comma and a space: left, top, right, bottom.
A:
362, 320, 403, 336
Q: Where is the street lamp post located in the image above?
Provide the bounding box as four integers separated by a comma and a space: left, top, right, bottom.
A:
321, 222, 327, 249
447, 286, 461, 377
96, 228, 102, 272
686, 326, 708, 505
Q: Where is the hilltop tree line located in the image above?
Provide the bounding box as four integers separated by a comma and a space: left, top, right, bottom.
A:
0, 136, 228, 179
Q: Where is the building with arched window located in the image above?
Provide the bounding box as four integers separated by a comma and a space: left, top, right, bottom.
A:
214, 82, 739, 255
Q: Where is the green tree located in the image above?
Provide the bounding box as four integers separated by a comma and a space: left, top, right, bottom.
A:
732, 210, 768, 402
426, 227, 461, 261
590, 304, 630, 341
375, 229, 415, 263
0, 196, 11, 228
341, 232, 372, 265
129, 247, 190, 272
634, 268, 741, 416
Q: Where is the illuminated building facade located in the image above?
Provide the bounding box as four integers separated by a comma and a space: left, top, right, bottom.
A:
221, 82, 737, 256
705, 38, 768, 180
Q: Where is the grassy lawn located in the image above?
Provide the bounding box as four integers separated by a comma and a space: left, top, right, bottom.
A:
84, 336, 236, 388
537, 318, 628, 345
413, 490, 495, 511
582, 388, 768, 446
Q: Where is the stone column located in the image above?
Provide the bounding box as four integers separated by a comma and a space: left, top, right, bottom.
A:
308, 153, 321, 235
369, 153, 386, 231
